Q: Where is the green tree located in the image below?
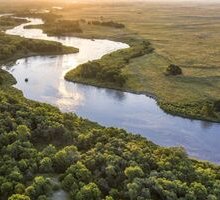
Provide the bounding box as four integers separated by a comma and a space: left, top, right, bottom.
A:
8, 194, 31, 200
124, 166, 144, 180
39, 157, 53, 173
16, 125, 31, 141
54, 145, 80, 172
25, 176, 52, 199
76, 183, 101, 200
190, 182, 207, 200
15, 183, 26, 194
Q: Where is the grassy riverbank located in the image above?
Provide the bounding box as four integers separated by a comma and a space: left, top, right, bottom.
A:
54, 2, 220, 122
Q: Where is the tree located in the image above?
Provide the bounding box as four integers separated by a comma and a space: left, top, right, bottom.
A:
190, 182, 207, 200
201, 104, 215, 117
65, 161, 91, 183
214, 100, 220, 112
1, 182, 13, 197
15, 183, 25, 194
54, 145, 80, 172
8, 194, 31, 200
42, 144, 56, 158
9, 170, 23, 182
124, 166, 144, 180
166, 64, 182, 76
25, 176, 52, 199
16, 125, 31, 141
39, 157, 53, 173
76, 183, 101, 200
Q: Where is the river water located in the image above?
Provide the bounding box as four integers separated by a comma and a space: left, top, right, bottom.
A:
3, 17, 220, 164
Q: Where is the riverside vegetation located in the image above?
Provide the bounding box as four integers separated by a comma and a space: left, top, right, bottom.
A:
1, 3, 220, 200
24, 2, 220, 123
0, 16, 78, 64
17, 4, 220, 122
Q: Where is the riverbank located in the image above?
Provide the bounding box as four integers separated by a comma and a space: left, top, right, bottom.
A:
0, 33, 78, 66
13, 10, 220, 122
17, 10, 220, 122
17, 5, 220, 122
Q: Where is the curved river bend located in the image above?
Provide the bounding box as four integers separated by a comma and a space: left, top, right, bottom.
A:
2, 17, 220, 164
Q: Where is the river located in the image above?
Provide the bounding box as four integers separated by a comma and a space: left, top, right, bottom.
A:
2, 17, 220, 164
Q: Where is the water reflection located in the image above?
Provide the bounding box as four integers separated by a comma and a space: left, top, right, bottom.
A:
3, 17, 220, 164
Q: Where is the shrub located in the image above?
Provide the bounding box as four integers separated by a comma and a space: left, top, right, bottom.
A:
213, 100, 220, 112
166, 64, 182, 76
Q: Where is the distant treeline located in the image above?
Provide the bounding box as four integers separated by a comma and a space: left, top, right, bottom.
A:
88, 20, 125, 29
17, 12, 83, 36
0, 17, 27, 28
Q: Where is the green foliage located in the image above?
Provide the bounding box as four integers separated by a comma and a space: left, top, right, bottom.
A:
39, 157, 53, 173
8, 194, 30, 200
89, 20, 125, 28
0, 16, 27, 30
19, 12, 82, 36
124, 166, 144, 180
160, 100, 220, 122
25, 176, 52, 199
54, 146, 81, 172
214, 100, 220, 112
0, 33, 78, 64
65, 39, 153, 87
0, 84, 220, 199
75, 182, 101, 200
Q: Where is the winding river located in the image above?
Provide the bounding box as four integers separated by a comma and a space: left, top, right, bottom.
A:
2, 17, 220, 164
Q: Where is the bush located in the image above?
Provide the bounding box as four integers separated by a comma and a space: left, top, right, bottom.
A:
213, 100, 220, 112
166, 64, 182, 76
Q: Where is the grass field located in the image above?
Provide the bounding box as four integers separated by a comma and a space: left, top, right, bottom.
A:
55, 2, 220, 121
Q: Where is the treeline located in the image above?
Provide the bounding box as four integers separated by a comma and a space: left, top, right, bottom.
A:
25, 20, 82, 36
1, 76, 220, 199
88, 20, 125, 29
0, 16, 27, 29
39, 20, 82, 36
0, 33, 78, 63
16, 12, 83, 36
15, 12, 61, 23
160, 99, 220, 122
65, 39, 154, 87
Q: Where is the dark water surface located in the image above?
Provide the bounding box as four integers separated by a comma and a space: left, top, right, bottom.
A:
3, 17, 220, 164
